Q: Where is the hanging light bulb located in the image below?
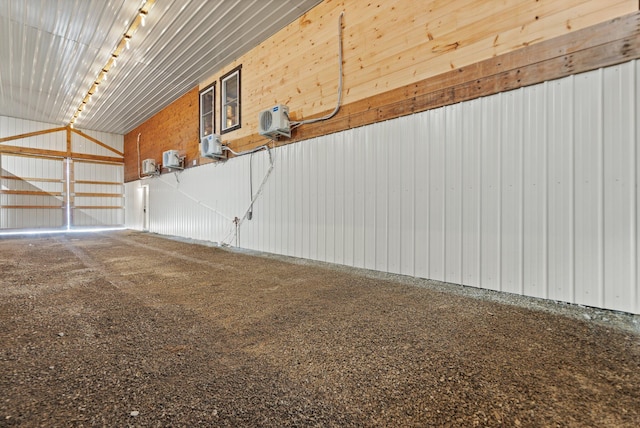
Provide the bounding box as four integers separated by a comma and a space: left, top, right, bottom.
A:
140, 13, 146, 27
126, 37, 130, 49
102, 70, 107, 81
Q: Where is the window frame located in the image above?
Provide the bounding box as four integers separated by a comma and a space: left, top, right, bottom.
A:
199, 82, 215, 139
220, 65, 242, 134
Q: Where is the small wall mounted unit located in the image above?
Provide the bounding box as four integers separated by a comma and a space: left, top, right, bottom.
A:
142, 158, 156, 175
163, 149, 182, 169
259, 104, 290, 139
200, 134, 225, 159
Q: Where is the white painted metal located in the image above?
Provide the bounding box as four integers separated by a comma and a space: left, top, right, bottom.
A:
0, 153, 64, 229
1, 115, 124, 229
0, 0, 323, 134
125, 60, 640, 314
73, 160, 124, 227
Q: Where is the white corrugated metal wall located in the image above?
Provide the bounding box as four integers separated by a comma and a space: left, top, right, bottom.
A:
0, 116, 124, 229
0, 154, 65, 228
125, 60, 639, 314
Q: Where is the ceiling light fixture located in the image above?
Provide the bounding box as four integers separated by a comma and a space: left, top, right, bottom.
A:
67, 0, 155, 127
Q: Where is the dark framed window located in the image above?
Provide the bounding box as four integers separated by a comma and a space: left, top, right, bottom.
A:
199, 83, 215, 139
220, 65, 241, 133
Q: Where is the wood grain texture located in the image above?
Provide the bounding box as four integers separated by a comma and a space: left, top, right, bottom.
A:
123, 87, 199, 182
229, 10, 640, 153
124, 0, 638, 182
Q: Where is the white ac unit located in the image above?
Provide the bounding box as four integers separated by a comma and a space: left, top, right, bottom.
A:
142, 158, 156, 175
200, 134, 225, 159
163, 150, 181, 169
259, 104, 290, 139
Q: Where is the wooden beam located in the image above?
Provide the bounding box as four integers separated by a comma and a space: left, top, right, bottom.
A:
0, 176, 63, 183
0, 144, 124, 163
70, 128, 124, 157
66, 126, 71, 154
0, 127, 66, 144
2, 205, 63, 209
75, 180, 122, 185
0, 144, 67, 159
74, 192, 123, 198
73, 206, 124, 209
0, 190, 64, 196
73, 158, 125, 166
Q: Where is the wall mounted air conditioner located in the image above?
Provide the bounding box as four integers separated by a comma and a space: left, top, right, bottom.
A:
200, 134, 225, 159
142, 158, 156, 175
163, 150, 182, 169
259, 104, 290, 139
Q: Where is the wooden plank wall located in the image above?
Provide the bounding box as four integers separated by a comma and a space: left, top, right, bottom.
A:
124, 87, 199, 181
124, 0, 638, 182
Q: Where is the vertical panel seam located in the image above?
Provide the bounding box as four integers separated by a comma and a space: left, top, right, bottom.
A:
542, 82, 551, 299
519, 88, 525, 296
599, 68, 606, 308
632, 59, 638, 314
570, 75, 576, 304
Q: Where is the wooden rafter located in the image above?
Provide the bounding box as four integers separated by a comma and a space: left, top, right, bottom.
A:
0, 143, 124, 163
70, 128, 124, 157
0, 127, 67, 144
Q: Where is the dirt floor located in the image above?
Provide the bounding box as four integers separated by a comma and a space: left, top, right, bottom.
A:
1, 230, 639, 427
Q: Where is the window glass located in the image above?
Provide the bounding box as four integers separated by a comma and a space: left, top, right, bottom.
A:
199, 84, 215, 138
221, 66, 241, 133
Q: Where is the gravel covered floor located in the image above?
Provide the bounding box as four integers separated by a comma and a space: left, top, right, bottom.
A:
1, 230, 639, 427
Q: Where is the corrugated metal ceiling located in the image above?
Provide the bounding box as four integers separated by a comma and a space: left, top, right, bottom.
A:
0, 0, 322, 135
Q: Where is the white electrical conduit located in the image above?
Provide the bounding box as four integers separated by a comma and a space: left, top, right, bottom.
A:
136, 133, 142, 179
290, 11, 344, 129
220, 145, 274, 246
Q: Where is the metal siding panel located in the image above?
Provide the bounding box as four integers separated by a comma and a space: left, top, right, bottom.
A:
602, 62, 635, 312
285, 147, 295, 256
333, 135, 347, 265
326, 135, 337, 264
547, 78, 574, 303
317, 137, 328, 261
400, 115, 416, 276
500, 89, 524, 295
343, 128, 356, 267
275, 147, 286, 255
364, 127, 377, 270
636, 59, 640, 315
522, 83, 548, 299
480, 95, 502, 290
428, 108, 445, 281
293, 144, 304, 258
445, 104, 462, 284
414, 112, 430, 278
374, 123, 389, 272
353, 128, 367, 269
387, 118, 402, 274
301, 140, 311, 259
306, 138, 318, 260
574, 70, 603, 308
